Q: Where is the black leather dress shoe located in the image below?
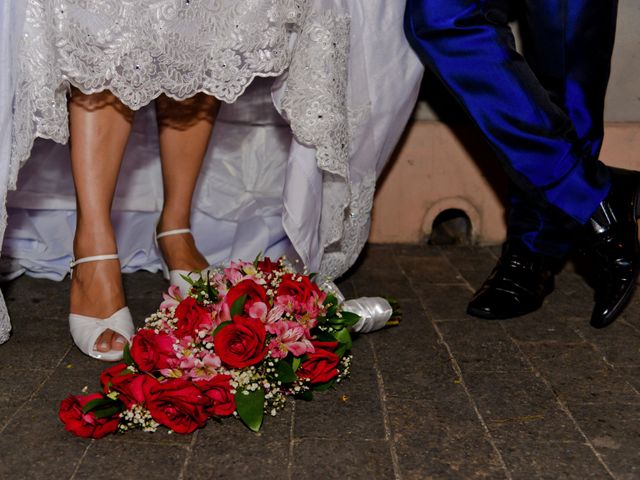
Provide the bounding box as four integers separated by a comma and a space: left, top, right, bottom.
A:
467, 240, 557, 319
586, 167, 640, 328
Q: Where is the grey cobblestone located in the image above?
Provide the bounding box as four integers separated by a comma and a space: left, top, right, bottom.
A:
1, 244, 639, 479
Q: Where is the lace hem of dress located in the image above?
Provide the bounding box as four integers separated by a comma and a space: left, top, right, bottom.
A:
10, 0, 313, 190
281, 9, 376, 279
10, 3, 371, 283
0, 290, 10, 344
0, 190, 10, 343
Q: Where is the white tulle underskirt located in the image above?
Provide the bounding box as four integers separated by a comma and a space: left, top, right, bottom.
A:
0, 0, 424, 343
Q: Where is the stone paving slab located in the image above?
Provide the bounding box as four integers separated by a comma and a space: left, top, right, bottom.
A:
1, 244, 640, 479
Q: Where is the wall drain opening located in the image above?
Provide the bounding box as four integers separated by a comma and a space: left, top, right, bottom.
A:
429, 209, 472, 245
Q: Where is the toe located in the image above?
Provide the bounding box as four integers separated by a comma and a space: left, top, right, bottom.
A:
111, 333, 127, 351
96, 330, 113, 352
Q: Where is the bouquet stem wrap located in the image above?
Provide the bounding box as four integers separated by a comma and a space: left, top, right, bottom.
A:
319, 280, 394, 333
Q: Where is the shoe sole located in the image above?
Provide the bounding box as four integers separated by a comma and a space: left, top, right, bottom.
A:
466, 280, 554, 321
466, 306, 537, 320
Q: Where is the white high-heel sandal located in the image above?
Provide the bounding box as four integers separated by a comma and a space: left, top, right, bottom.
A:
68, 254, 135, 362
155, 229, 209, 297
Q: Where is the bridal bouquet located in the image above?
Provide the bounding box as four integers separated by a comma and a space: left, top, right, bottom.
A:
59, 257, 359, 438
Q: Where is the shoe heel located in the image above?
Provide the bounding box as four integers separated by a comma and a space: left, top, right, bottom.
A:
633, 184, 640, 220
621, 169, 640, 220
160, 259, 170, 281
154, 225, 171, 281
155, 227, 209, 295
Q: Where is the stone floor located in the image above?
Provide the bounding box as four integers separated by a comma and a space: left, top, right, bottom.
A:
1, 244, 640, 479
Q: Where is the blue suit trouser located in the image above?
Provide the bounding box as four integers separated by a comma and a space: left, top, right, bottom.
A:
405, 0, 618, 257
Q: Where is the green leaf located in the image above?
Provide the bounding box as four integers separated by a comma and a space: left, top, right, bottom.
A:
326, 311, 360, 330
292, 357, 301, 372
323, 293, 338, 307
313, 379, 335, 392
338, 311, 360, 327
313, 331, 336, 343
179, 272, 199, 286
92, 404, 123, 419
204, 276, 219, 302
334, 343, 349, 358
323, 294, 339, 317
122, 343, 136, 368
276, 360, 298, 383
213, 321, 232, 337
296, 390, 314, 401
106, 391, 119, 401
333, 327, 352, 350
235, 388, 265, 432
81, 396, 117, 414
229, 294, 247, 318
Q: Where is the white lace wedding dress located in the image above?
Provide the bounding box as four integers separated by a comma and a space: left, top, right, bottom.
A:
0, 0, 423, 343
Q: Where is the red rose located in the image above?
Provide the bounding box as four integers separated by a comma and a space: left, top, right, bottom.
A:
224, 279, 268, 313
296, 349, 340, 384
174, 297, 213, 338
215, 315, 267, 369
100, 363, 150, 408
195, 374, 236, 417
256, 257, 279, 274
311, 340, 339, 351
143, 378, 210, 434
59, 393, 120, 439
276, 274, 322, 305
130, 330, 177, 372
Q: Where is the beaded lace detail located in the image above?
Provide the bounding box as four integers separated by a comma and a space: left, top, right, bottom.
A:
11, 0, 309, 188
2, 2, 374, 343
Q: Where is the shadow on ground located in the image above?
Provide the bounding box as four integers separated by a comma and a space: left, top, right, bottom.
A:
1, 244, 639, 479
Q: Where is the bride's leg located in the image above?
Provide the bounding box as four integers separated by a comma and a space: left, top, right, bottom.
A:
155, 93, 220, 271
68, 89, 134, 352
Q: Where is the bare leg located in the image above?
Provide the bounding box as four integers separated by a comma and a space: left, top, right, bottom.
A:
68, 89, 134, 352
155, 93, 220, 271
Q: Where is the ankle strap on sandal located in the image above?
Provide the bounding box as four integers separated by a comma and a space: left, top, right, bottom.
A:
70, 254, 120, 269
156, 228, 192, 240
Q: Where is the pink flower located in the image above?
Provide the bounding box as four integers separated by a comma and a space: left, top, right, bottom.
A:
179, 356, 196, 371
248, 302, 268, 322
215, 301, 232, 323
159, 368, 185, 379
234, 260, 257, 274
188, 353, 222, 381
160, 285, 183, 310
304, 292, 327, 319
266, 304, 285, 324
174, 336, 197, 364
275, 294, 299, 314
210, 272, 229, 295
294, 312, 317, 334
222, 262, 261, 288
268, 321, 315, 359
223, 265, 244, 285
